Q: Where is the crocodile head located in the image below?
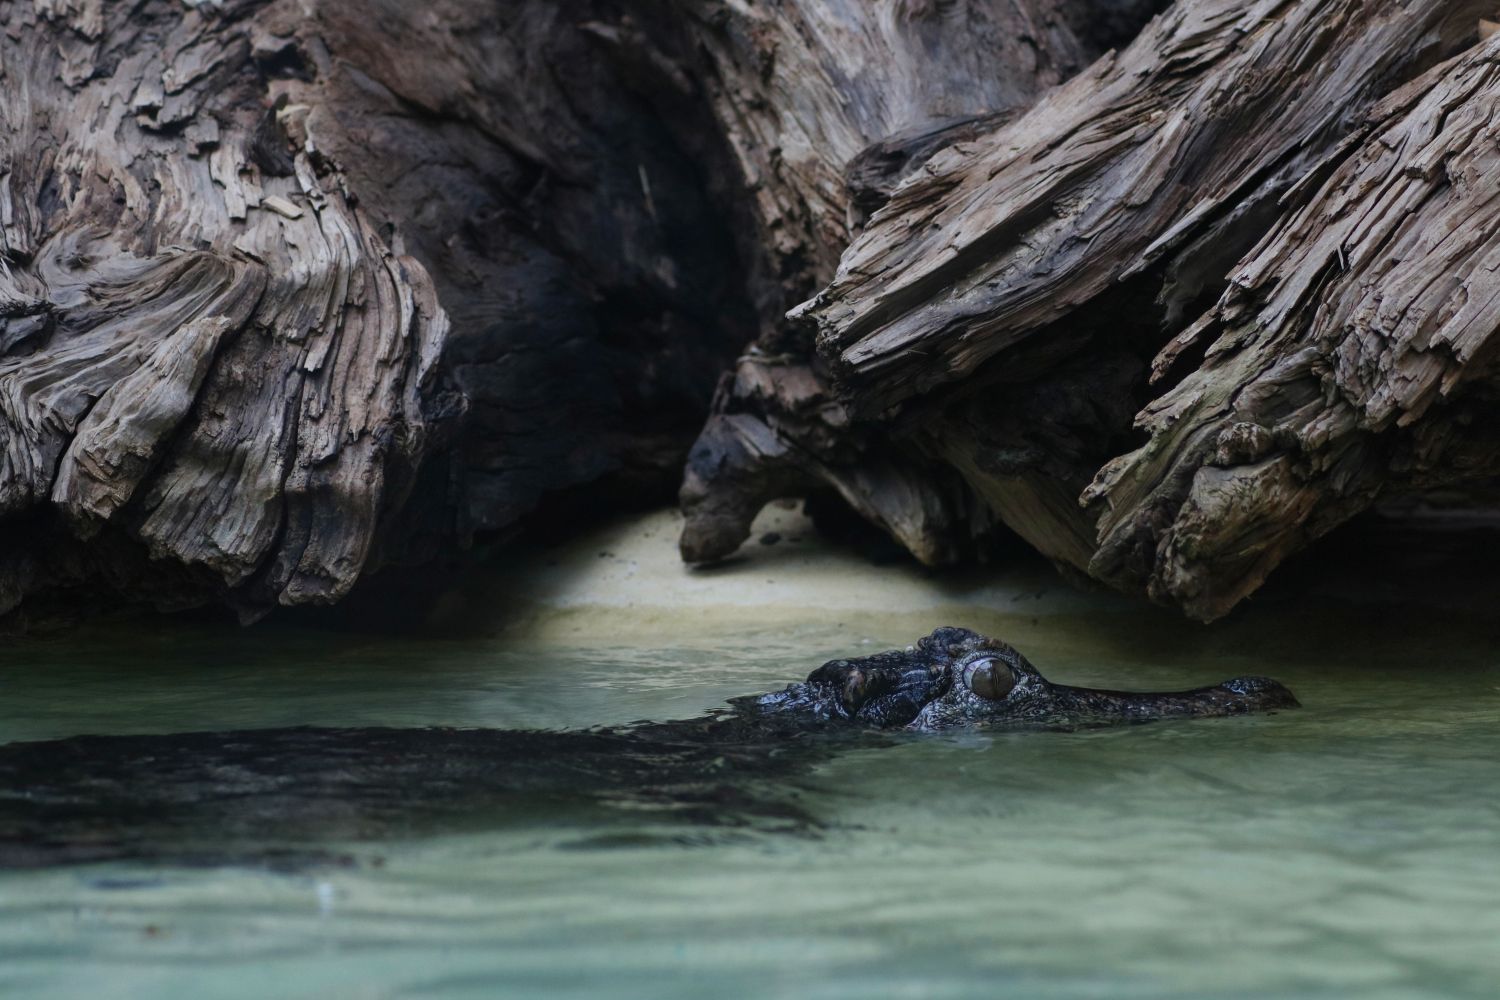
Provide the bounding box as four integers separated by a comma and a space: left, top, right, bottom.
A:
757, 626, 1298, 731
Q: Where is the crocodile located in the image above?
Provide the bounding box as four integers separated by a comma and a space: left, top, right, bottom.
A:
762, 626, 1298, 730
0, 628, 1296, 868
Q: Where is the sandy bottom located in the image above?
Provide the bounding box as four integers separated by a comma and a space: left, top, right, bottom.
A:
459, 505, 1141, 642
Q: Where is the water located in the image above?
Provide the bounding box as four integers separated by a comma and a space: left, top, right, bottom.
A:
2, 593, 1499, 998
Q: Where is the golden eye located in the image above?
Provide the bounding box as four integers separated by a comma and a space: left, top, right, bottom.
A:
842, 669, 868, 708
964, 658, 1016, 701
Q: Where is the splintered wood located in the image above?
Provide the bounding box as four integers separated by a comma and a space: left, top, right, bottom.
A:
682, 0, 1500, 618
5, 0, 1499, 624
783, 0, 1496, 618
1084, 35, 1500, 619
801, 0, 1489, 416
676, 0, 1115, 566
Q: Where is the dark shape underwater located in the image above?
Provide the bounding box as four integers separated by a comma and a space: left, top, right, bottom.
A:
0, 628, 1296, 868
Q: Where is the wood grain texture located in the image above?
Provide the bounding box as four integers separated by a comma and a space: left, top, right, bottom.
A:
1084, 34, 1500, 619
741, 0, 1492, 600
0, 0, 755, 622
680, 0, 1500, 616
5, 0, 1497, 626
0, 0, 446, 619
674, 0, 1142, 564
804, 0, 1488, 414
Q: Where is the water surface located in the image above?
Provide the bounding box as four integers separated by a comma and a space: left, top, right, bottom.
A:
2, 594, 1498, 998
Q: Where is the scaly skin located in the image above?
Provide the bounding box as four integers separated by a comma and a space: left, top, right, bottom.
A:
0, 628, 1296, 868
754, 626, 1298, 731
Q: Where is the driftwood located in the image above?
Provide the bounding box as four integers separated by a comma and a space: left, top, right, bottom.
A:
792, 0, 1487, 573
687, 0, 1499, 618
0, 0, 449, 620
3, 0, 1498, 624
807, 0, 1486, 409
0, 0, 756, 622
1084, 35, 1500, 619
678, 0, 1168, 564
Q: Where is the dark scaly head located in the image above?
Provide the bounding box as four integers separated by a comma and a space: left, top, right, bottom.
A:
754, 627, 1298, 731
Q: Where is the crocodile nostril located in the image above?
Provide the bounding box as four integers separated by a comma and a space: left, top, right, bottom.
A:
963, 658, 1016, 701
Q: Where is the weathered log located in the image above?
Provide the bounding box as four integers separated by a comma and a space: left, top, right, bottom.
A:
675, 0, 1165, 563
1083, 34, 1500, 619
756, 0, 1491, 587
0, 0, 755, 622
7, 0, 1498, 628
0, 0, 449, 620
804, 0, 1487, 412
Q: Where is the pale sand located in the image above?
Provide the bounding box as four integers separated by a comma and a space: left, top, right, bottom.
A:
480, 504, 1137, 642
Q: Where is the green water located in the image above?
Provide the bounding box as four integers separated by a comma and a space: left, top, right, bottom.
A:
2, 596, 1499, 999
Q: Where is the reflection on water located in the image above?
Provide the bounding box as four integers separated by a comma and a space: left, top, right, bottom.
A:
2, 593, 1499, 998
0, 714, 897, 868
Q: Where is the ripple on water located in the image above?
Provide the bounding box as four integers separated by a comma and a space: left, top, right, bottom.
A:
1, 609, 1498, 998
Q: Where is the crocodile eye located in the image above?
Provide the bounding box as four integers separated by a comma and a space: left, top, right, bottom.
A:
841, 670, 868, 709
963, 658, 1016, 700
